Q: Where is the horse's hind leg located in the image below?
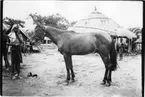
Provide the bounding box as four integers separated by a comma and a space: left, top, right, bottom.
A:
101, 68, 108, 85
99, 53, 112, 86
105, 69, 112, 86
108, 69, 112, 82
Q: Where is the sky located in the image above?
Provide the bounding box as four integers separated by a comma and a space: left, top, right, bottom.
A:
3, 0, 143, 31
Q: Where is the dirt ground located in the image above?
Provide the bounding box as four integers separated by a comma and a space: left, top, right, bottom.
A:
2, 44, 142, 96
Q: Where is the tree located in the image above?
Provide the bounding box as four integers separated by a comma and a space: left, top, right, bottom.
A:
29, 13, 69, 29
29, 13, 70, 41
3, 17, 25, 28
70, 21, 77, 26
128, 27, 142, 51
128, 27, 142, 40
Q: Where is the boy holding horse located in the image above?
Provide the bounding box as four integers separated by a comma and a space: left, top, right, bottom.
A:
8, 25, 23, 79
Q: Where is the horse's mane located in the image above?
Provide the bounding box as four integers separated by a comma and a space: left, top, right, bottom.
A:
67, 30, 76, 33
36, 24, 76, 34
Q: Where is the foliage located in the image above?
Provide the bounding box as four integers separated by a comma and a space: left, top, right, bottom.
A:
3, 17, 25, 28
26, 31, 35, 39
29, 13, 69, 29
128, 27, 142, 53
29, 13, 70, 42
70, 21, 77, 26
128, 27, 142, 42
128, 27, 142, 37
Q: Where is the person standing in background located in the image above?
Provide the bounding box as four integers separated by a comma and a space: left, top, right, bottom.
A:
119, 38, 124, 60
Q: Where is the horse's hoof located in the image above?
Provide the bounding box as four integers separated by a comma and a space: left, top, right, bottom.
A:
65, 82, 69, 85
65, 79, 70, 84
65, 81, 69, 86
106, 82, 111, 87
100, 81, 106, 85
71, 78, 75, 82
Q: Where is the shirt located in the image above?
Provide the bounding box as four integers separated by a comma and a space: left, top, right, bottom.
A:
8, 31, 23, 46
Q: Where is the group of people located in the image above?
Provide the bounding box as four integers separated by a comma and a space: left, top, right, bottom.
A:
116, 38, 129, 60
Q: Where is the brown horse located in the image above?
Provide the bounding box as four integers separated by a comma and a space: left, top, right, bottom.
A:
35, 24, 118, 86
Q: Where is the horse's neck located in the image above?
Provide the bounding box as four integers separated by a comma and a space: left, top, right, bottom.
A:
44, 26, 63, 44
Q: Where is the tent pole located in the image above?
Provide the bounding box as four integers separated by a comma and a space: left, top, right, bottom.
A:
130, 39, 132, 53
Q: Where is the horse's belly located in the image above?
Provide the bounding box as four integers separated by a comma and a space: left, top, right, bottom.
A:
70, 43, 96, 55
71, 50, 95, 55
58, 36, 97, 55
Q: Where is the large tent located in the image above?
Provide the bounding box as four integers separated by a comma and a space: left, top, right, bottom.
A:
68, 8, 136, 39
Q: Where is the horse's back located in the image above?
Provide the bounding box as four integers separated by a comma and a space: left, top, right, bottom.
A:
60, 32, 112, 48
69, 31, 112, 44
61, 32, 96, 44
58, 32, 113, 55
93, 32, 112, 43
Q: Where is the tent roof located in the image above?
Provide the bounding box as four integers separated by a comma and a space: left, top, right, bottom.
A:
44, 36, 50, 40
135, 37, 142, 43
19, 27, 30, 41
68, 9, 136, 39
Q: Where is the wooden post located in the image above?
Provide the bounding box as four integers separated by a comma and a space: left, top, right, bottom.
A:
46, 40, 48, 44
128, 39, 130, 53
128, 39, 132, 53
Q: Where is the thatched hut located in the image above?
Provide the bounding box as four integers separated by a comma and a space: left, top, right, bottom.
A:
68, 8, 136, 52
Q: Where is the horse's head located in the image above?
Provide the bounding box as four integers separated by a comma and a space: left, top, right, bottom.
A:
32, 24, 46, 42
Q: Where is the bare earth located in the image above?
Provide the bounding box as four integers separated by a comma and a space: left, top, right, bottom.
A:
3, 44, 142, 96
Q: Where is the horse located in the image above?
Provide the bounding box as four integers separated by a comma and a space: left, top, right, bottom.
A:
35, 24, 118, 86
2, 22, 14, 70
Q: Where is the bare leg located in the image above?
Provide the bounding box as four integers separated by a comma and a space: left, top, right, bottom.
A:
11, 63, 15, 75
16, 61, 20, 75
4, 55, 10, 69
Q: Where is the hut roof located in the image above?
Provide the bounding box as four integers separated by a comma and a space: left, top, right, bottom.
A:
44, 36, 50, 40
18, 27, 30, 41
135, 37, 142, 43
68, 9, 136, 39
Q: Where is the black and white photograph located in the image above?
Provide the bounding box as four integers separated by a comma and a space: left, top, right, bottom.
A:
2, 0, 142, 96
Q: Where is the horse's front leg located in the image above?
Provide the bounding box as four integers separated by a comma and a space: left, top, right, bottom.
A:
66, 68, 70, 83
63, 54, 74, 84
70, 68, 75, 82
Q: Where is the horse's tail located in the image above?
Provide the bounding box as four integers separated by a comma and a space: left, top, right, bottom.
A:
110, 39, 118, 71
